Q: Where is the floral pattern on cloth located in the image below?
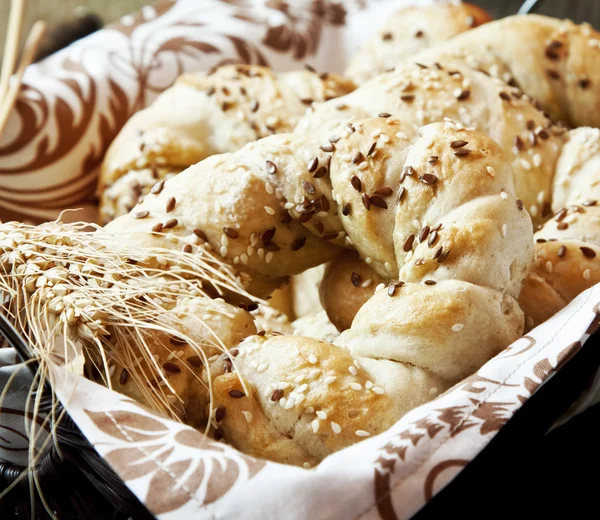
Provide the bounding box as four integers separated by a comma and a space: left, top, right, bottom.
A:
0, 0, 424, 224
47, 284, 600, 520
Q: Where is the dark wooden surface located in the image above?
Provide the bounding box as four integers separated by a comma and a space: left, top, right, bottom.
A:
472, 0, 600, 25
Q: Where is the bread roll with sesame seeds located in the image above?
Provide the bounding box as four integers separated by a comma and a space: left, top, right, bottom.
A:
210, 280, 522, 466
99, 64, 355, 224
104, 120, 533, 465
346, 2, 492, 84
106, 297, 256, 426
301, 60, 567, 226
406, 15, 600, 129
519, 128, 600, 330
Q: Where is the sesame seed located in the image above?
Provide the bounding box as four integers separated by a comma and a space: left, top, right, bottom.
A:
349, 366, 358, 375
316, 411, 328, 420
308, 354, 318, 364
166, 197, 176, 213
581, 247, 596, 258
312, 419, 320, 433
520, 159, 532, 170
501, 224, 508, 237
313, 166, 327, 178
320, 143, 335, 152
500, 191, 508, 200
397, 187, 406, 203
437, 249, 450, 263
546, 261, 553, 273
285, 399, 295, 409
369, 195, 388, 209
303, 181, 316, 195
215, 407, 226, 422
372, 387, 385, 394
150, 180, 165, 194
223, 227, 239, 239
428, 231, 438, 247
583, 269, 591, 280
420, 174, 438, 185
452, 323, 464, 332
309, 368, 321, 378
358, 161, 368, 170
514, 136, 524, 151
264, 206, 276, 215
133, 210, 149, 219
163, 362, 180, 373
279, 397, 287, 408
362, 194, 371, 210
242, 411, 253, 423
187, 355, 203, 367
331, 422, 342, 434
356, 430, 370, 437
324, 376, 337, 385
290, 236, 307, 252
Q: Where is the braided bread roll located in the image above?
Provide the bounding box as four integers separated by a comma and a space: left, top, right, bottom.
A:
106, 119, 532, 464
299, 60, 571, 228
99, 65, 355, 223
519, 128, 600, 329
346, 2, 491, 84
359, 14, 600, 129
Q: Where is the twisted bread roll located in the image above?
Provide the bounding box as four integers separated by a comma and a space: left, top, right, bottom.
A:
108, 298, 256, 425
519, 128, 600, 329
299, 60, 567, 226
106, 120, 532, 464
369, 15, 600, 128
99, 65, 355, 223
346, 2, 491, 84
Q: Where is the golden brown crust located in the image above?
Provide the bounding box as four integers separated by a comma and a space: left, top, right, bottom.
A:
319, 250, 383, 332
